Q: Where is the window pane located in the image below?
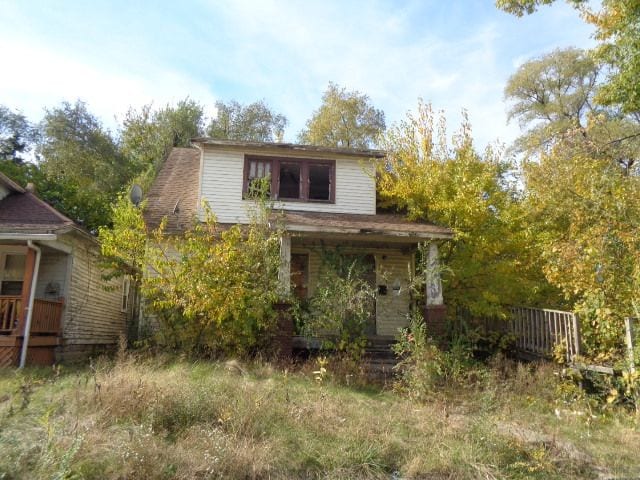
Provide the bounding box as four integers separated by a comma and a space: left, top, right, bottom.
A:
279, 163, 301, 199
308, 164, 331, 201
247, 159, 272, 197
3, 255, 25, 280
0, 281, 23, 295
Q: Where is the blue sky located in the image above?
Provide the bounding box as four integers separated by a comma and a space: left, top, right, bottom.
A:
0, 0, 595, 149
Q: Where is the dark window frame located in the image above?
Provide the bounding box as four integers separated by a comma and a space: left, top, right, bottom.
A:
243, 155, 336, 203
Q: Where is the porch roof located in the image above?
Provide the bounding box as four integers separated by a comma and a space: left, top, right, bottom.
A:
281, 210, 453, 240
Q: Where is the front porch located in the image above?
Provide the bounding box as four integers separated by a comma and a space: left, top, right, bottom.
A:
0, 244, 68, 367
275, 212, 453, 356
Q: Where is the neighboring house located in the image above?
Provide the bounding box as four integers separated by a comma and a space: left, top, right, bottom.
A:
0, 173, 131, 367
143, 140, 453, 350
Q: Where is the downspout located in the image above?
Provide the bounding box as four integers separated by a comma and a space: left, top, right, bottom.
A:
19, 240, 41, 368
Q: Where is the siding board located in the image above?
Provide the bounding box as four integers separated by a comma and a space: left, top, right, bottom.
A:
61, 233, 127, 348
201, 148, 376, 224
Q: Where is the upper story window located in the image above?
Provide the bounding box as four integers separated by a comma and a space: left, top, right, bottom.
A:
243, 155, 335, 203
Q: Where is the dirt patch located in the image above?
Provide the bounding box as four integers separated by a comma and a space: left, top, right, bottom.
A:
496, 421, 612, 478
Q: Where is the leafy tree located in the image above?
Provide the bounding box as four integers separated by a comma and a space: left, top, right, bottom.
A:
378, 100, 553, 317
120, 98, 205, 189
39, 100, 127, 194
100, 193, 282, 356
505, 48, 640, 171
505, 48, 599, 153
28, 100, 127, 230
298, 83, 386, 149
0, 106, 38, 163
207, 100, 287, 142
523, 118, 640, 356
497, 0, 640, 115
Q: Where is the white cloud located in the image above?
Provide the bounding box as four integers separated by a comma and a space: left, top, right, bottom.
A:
0, 0, 595, 151
0, 35, 217, 132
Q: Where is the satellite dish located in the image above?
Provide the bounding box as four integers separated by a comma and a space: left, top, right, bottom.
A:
129, 184, 143, 207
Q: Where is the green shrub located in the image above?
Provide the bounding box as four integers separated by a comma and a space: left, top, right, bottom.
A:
393, 312, 482, 400
299, 250, 376, 361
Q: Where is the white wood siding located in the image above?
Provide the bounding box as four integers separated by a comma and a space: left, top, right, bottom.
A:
200, 147, 376, 224
36, 252, 68, 299
60, 233, 127, 345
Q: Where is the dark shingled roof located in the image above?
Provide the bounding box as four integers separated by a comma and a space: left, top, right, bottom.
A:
0, 173, 75, 234
143, 147, 201, 233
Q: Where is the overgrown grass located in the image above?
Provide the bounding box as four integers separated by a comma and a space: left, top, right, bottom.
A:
0, 354, 638, 479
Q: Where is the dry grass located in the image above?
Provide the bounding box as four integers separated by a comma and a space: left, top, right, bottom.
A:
0, 354, 638, 479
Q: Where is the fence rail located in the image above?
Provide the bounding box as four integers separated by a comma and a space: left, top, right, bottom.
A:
30, 299, 64, 334
0, 296, 63, 336
0, 296, 21, 333
510, 307, 580, 362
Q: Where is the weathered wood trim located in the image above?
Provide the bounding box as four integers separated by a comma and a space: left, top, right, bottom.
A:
18, 248, 36, 335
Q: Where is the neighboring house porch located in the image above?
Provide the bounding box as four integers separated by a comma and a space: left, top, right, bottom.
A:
0, 172, 131, 368
0, 242, 68, 366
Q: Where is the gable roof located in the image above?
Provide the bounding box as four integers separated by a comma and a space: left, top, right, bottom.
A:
0, 172, 26, 194
0, 173, 77, 234
143, 147, 201, 233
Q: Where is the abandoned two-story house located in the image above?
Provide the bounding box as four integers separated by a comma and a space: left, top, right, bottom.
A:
143, 140, 453, 350
0, 172, 131, 367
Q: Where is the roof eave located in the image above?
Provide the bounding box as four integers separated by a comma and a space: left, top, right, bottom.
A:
191, 138, 386, 159
285, 224, 453, 240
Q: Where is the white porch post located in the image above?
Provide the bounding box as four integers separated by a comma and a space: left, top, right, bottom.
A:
425, 242, 443, 306
278, 234, 291, 298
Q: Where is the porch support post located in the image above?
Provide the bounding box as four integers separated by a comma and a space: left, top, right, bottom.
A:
278, 234, 291, 298
274, 234, 292, 357
17, 247, 37, 335
423, 242, 447, 341
425, 242, 443, 306
19, 241, 42, 368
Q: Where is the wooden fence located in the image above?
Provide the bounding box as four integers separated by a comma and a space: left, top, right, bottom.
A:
510, 307, 581, 363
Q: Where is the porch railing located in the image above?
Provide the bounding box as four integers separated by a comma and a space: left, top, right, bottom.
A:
0, 296, 21, 333
0, 296, 63, 336
510, 307, 581, 363
30, 299, 64, 334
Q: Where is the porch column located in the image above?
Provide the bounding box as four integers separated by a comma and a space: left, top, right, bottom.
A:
423, 242, 447, 341
425, 242, 443, 306
274, 234, 293, 357
17, 248, 37, 336
278, 234, 291, 297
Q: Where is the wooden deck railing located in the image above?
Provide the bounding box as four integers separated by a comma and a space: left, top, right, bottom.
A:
0, 296, 21, 333
510, 307, 580, 363
0, 296, 63, 336
31, 299, 64, 334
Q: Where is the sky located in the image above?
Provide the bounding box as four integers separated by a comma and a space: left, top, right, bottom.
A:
0, 0, 596, 150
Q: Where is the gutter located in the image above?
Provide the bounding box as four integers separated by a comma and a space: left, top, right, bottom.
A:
0, 233, 57, 241
19, 240, 42, 369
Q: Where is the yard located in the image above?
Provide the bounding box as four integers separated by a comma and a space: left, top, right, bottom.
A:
0, 352, 639, 479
